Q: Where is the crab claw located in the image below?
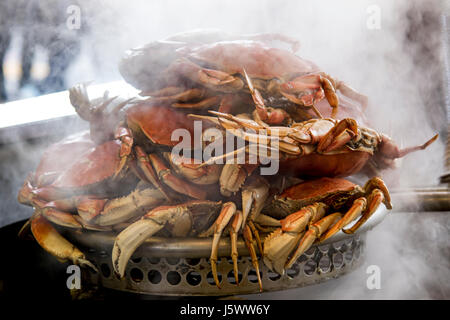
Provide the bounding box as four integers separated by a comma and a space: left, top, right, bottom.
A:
219, 162, 256, 197
112, 200, 221, 278
31, 213, 97, 272
317, 118, 358, 153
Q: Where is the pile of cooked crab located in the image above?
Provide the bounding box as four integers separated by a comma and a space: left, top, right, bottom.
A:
17, 30, 437, 292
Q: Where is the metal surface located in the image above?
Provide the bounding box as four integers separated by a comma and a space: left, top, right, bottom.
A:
0, 81, 137, 143
391, 188, 450, 212
62, 206, 388, 296
441, 14, 450, 182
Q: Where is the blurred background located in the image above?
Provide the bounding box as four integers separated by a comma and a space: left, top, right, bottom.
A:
0, 0, 448, 299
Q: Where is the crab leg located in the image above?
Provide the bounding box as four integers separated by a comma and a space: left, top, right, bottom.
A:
280, 74, 325, 118
343, 177, 391, 234
343, 190, 384, 235
379, 133, 439, 159
31, 213, 97, 271
112, 200, 222, 278
219, 162, 257, 197
206, 202, 237, 288
148, 154, 207, 200
243, 69, 289, 125
169, 58, 244, 92
317, 118, 358, 153
285, 212, 342, 269
164, 152, 222, 185
363, 176, 392, 209
112, 208, 168, 277
135, 146, 171, 200
38, 204, 83, 229
320, 76, 339, 118
229, 210, 243, 285
114, 127, 133, 177
85, 185, 166, 226
241, 177, 269, 251
243, 224, 263, 292
142, 87, 206, 102
319, 198, 367, 242
263, 203, 327, 274
335, 80, 368, 111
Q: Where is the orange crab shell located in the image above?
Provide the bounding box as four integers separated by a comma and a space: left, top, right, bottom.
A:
187, 40, 319, 79
265, 177, 364, 219
52, 140, 123, 189
126, 102, 214, 148
34, 132, 95, 187
279, 151, 372, 179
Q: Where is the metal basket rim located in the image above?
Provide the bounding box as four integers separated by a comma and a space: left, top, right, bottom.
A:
63, 206, 388, 258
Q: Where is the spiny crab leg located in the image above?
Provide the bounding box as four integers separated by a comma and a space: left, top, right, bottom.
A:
135, 146, 171, 200
263, 203, 327, 275
229, 210, 243, 286
343, 177, 391, 234
241, 177, 269, 251
285, 212, 342, 269
114, 127, 133, 177
203, 202, 237, 289
148, 154, 207, 200
319, 198, 367, 242
243, 223, 263, 292
320, 177, 392, 242
30, 212, 97, 272
193, 112, 361, 159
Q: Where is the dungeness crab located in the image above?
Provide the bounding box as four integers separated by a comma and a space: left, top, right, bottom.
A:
18, 30, 438, 293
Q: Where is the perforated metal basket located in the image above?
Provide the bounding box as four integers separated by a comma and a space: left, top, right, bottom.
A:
63, 207, 388, 296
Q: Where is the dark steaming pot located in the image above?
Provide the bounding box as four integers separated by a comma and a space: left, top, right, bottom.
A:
0, 220, 181, 301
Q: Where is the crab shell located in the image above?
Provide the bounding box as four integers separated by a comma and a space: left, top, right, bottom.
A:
126, 101, 215, 150
120, 39, 317, 91
119, 33, 369, 126
264, 177, 365, 219
34, 131, 95, 187
187, 40, 319, 80
119, 30, 309, 91
278, 151, 372, 179
27, 131, 133, 202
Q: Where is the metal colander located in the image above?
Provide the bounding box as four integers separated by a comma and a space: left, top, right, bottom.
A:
63, 207, 388, 296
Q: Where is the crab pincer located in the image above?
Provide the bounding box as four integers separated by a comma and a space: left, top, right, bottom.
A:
31, 213, 98, 272
112, 200, 222, 278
